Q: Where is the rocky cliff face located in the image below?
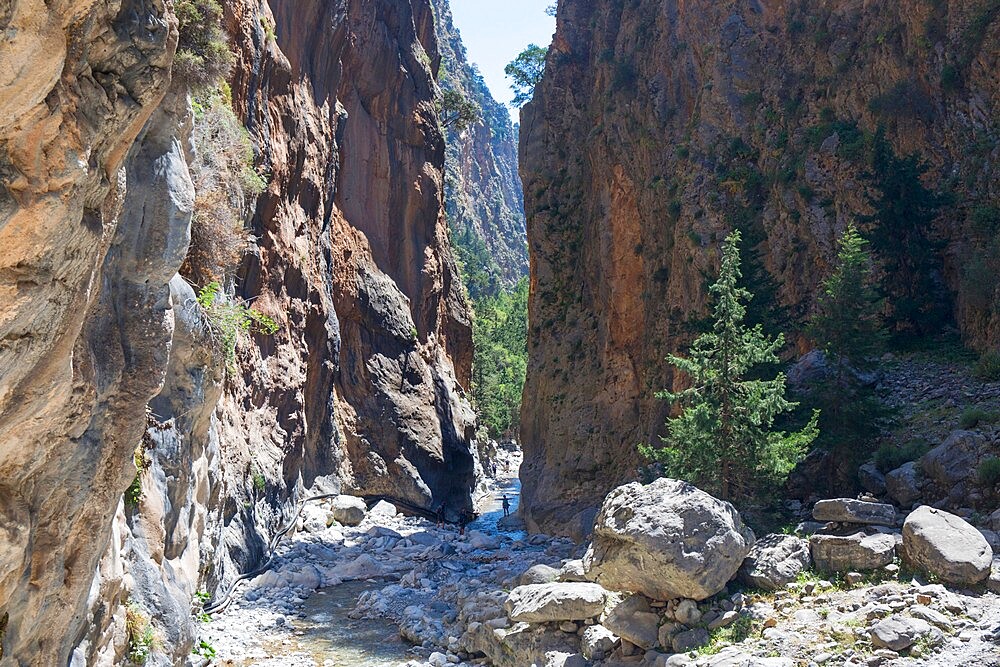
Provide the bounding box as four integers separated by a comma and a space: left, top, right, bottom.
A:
0, 1, 179, 663
430, 0, 528, 294
519, 0, 999, 538
0, 0, 478, 664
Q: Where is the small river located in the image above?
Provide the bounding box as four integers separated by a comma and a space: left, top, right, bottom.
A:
263, 580, 410, 666
256, 467, 524, 666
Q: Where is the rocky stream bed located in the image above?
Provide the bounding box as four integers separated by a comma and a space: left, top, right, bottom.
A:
200, 466, 1000, 667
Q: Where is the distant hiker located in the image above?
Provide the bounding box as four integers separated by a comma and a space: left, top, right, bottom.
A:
458, 508, 473, 536
501, 495, 511, 518
435, 501, 445, 528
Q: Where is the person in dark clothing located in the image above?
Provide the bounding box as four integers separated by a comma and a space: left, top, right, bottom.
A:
458, 508, 474, 536
435, 502, 445, 528
501, 495, 510, 518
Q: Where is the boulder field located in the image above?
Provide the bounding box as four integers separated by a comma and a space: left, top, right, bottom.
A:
203, 479, 1000, 666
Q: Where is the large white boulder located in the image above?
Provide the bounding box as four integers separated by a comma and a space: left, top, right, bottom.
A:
901, 506, 993, 585
812, 498, 896, 526
809, 532, 895, 572
331, 494, 367, 526
503, 583, 608, 623
584, 479, 755, 601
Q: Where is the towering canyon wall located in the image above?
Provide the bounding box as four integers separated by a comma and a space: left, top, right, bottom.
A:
430, 0, 528, 294
0, 0, 479, 664
0, 1, 179, 662
519, 0, 999, 538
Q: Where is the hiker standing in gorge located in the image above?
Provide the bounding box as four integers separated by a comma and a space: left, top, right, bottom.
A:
501, 495, 510, 518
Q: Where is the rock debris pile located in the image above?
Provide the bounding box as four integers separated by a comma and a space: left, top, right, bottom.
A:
205, 481, 1000, 667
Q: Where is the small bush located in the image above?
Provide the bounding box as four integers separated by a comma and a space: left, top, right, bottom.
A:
960, 407, 998, 429
251, 470, 266, 493
975, 351, 1000, 381
182, 90, 264, 285
941, 64, 961, 93
124, 444, 149, 507
174, 0, 234, 90
971, 205, 1000, 236
978, 457, 1000, 487
125, 603, 156, 665
874, 439, 930, 473
192, 639, 216, 659
192, 591, 212, 623
197, 282, 279, 367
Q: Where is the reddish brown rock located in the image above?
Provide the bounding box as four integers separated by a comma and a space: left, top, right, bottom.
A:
519, 0, 1000, 536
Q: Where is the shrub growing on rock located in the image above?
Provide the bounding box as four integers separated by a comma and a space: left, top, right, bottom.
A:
641, 231, 817, 503
873, 438, 930, 474
197, 281, 279, 368
174, 0, 234, 90
182, 88, 264, 285
125, 602, 156, 664
978, 457, 1000, 487
975, 350, 1000, 381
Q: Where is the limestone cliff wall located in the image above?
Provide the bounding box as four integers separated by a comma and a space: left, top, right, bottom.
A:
0, 0, 479, 664
0, 1, 179, 663
519, 0, 999, 538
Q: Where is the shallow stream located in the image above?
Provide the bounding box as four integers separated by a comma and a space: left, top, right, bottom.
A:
248, 470, 524, 666
261, 580, 411, 666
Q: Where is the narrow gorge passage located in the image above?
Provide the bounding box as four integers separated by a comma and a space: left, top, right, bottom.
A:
1, 0, 999, 666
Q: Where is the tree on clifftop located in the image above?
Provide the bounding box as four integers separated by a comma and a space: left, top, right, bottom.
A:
505, 44, 547, 107
641, 231, 818, 503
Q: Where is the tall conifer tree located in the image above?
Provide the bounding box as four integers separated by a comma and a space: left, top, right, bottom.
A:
641, 231, 817, 502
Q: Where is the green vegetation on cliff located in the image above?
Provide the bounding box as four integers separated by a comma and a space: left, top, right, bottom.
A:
505, 44, 547, 107
174, 0, 234, 89
471, 278, 529, 439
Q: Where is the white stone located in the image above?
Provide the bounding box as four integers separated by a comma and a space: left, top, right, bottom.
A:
331, 495, 367, 526
504, 583, 607, 623
902, 506, 993, 585
585, 479, 754, 601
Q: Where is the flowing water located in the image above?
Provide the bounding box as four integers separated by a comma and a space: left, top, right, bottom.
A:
234, 454, 525, 666
262, 580, 412, 666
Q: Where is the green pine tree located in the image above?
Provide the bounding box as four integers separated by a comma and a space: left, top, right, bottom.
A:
809, 224, 886, 364
804, 225, 887, 473
640, 231, 818, 503
505, 45, 547, 107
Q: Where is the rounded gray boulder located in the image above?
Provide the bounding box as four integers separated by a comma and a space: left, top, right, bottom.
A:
739, 533, 811, 590
331, 494, 367, 526
584, 479, 755, 601
902, 506, 993, 585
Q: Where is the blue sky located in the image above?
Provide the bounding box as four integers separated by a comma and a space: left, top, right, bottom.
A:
449, 0, 557, 123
